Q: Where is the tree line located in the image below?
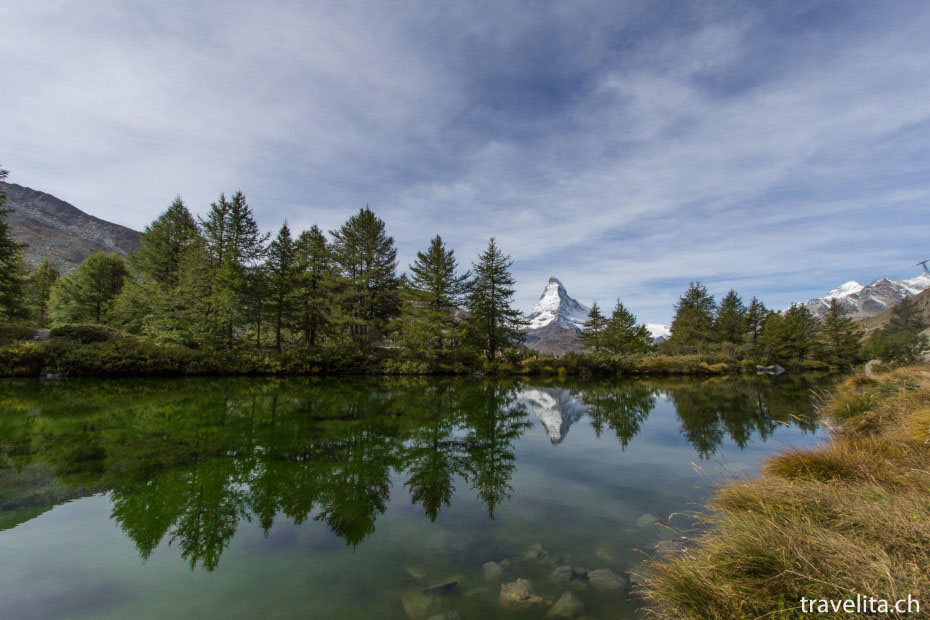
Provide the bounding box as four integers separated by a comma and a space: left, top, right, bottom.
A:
0, 171, 527, 368
1, 166, 924, 370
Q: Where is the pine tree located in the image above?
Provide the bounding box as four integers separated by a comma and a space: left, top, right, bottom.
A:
816, 298, 860, 368
294, 225, 333, 348
132, 196, 199, 285
25, 260, 60, 326
265, 222, 298, 350
330, 207, 400, 348
601, 300, 652, 354
0, 167, 28, 322
465, 238, 526, 362
49, 253, 128, 324
714, 289, 747, 344
667, 282, 716, 353
579, 302, 606, 351
400, 235, 470, 359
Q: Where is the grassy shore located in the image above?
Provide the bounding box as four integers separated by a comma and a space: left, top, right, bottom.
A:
640, 365, 930, 618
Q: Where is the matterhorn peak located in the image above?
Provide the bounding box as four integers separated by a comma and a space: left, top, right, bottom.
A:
527, 277, 590, 331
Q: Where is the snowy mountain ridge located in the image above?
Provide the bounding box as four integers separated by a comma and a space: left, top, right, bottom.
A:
804, 273, 930, 319
526, 277, 590, 330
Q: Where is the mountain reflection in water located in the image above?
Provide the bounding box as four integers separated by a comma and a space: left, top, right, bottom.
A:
0, 376, 824, 572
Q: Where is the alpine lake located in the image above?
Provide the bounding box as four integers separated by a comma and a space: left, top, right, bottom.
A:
0, 374, 832, 619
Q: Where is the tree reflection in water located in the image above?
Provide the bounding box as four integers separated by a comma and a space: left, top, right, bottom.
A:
0, 374, 825, 570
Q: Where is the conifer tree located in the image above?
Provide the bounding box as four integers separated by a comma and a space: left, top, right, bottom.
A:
400, 235, 470, 359
714, 289, 747, 344
746, 296, 768, 354
816, 298, 860, 367
465, 238, 525, 362
265, 222, 298, 350
601, 300, 651, 354
25, 259, 60, 326
580, 302, 606, 351
294, 225, 333, 348
132, 196, 199, 285
759, 304, 819, 365
330, 207, 400, 348
0, 167, 28, 322
667, 282, 716, 353
863, 296, 928, 364
49, 253, 128, 324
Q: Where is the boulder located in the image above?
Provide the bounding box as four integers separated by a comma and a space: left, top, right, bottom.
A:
500, 579, 548, 608
546, 591, 585, 619
401, 591, 437, 620
483, 561, 505, 582
588, 568, 627, 592
426, 612, 461, 620
550, 565, 573, 584
636, 513, 659, 528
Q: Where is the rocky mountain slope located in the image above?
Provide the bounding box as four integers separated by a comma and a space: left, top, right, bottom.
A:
1, 182, 140, 271
523, 277, 669, 355
803, 273, 930, 319
858, 287, 930, 332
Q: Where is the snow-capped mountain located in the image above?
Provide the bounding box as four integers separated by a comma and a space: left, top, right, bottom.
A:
645, 323, 672, 343
516, 387, 589, 444
804, 273, 930, 319
523, 277, 670, 354
526, 277, 590, 330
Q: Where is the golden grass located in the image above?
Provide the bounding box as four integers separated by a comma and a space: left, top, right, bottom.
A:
639, 365, 930, 619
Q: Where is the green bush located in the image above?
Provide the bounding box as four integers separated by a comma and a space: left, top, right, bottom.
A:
0, 325, 37, 345
50, 324, 118, 344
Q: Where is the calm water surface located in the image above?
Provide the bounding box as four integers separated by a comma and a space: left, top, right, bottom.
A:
0, 375, 830, 619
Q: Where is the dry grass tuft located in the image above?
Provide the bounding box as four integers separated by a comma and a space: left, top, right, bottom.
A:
639, 365, 930, 619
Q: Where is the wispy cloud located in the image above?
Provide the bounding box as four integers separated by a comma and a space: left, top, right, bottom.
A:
2, 0, 929, 322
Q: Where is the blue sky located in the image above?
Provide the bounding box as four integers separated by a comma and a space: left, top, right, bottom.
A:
2, 1, 929, 323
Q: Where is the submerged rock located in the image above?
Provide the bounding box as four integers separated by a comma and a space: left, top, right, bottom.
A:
636, 513, 659, 528
546, 591, 585, 619
594, 541, 618, 565
426, 611, 461, 620
550, 565, 573, 584
522, 542, 546, 561
500, 579, 548, 608
550, 565, 588, 585
401, 591, 437, 620
653, 539, 686, 558
588, 568, 627, 592
483, 561, 505, 582
407, 567, 427, 582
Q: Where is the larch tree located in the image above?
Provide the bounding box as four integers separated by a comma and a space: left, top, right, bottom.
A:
714, 289, 747, 344
49, 253, 128, 324
0, 167, 28, 322
329, 207, 400, 348
601, 300, 651, 354
294, 225, 334, 348
401, 234, 470, 359
132, 196, 200, 286
816, 298, 860, 368
667, 282, 716, 354
579, 302, 606, 351
265, 222, 299, 350
25, 259, 60, 326
465, 238, 525, 362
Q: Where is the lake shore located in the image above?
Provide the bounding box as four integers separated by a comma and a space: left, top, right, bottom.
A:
640, 365, 930, 618
0, 336, 833, 379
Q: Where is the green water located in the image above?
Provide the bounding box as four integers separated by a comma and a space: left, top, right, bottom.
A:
0, 375, 829, 619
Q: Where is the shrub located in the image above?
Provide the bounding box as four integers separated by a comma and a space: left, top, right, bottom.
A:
0, 325, 37, 345
50, 324, 118, 344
